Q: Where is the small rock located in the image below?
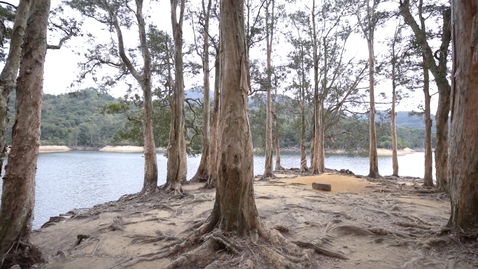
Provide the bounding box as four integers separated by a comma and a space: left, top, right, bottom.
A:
9, 265, 20, 269
312, 182, 332, 191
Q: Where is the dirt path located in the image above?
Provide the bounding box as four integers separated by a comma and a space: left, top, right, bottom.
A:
30, 173, 477, 269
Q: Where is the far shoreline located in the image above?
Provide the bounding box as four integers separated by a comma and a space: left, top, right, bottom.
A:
39, 145, 167, 153
39, 145, 416, 156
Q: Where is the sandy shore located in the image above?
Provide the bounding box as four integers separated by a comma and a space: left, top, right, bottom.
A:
327, 147, 414, 156
99, 146, 144, 153
38, 146, 167, 153
39, 146, 71, 153
27, 172, 476, 269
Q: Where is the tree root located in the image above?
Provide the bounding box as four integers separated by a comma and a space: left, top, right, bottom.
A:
0, 240, 44, 269
125, 234, 179, 245
112, 217, 351, 269
291, 240, 348, 260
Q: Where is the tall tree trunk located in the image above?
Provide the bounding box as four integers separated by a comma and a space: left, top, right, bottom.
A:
0, 0, 31, 177
391, 64, 399, 177
273, 110, 283, 170
390, 33, 399, 177
299, 46, 308, 172
206, 50, 221, 189
263, 0, 275, 179
135, 0, 158, 194
207, 0, 260, 233
110, 0, 158, 194
434, 90, 450, 190
166, 0, 186, 193
422, 58, 433, 186
400, 0, 451, 191
367, 38, 379, 178
191, 0, 212, 183
0, 0, 49, 261
448, 0, 478, 231
311, 0, 321, 175
300, 85, 307, 172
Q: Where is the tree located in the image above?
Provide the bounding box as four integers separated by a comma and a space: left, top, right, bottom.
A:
356, 0, 381, 178
381, 21, 413, 178
399, 0, 451, 191
67, 0, 159, 194
165, 0, 187, 192
389, 24, 402, 177
310, 0, 322, 175
288, 10, 312, 172
0, 0, 49, 266
190, 0, 213, 183
211, 0, 259, 233
262, 0, 276, 179
447, 0, 478, 231
309, 0, 364, 174
421, 53, 433, 186
0, 0, 31, 177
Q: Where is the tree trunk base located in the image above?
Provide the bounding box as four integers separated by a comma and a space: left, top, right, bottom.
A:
160, 182, 183, 195
260, 173, 277, 181
202, 177, 216, 189
112, 218, 347, 269
0, 241, 44, 269
190, 170, 209, 183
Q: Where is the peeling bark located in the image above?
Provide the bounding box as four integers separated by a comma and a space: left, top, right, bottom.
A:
0, 0, 31, 177
0, 0, 49, 256
209, 0, 260, 233
166, 0, 186, 192
448, 0, 478, 231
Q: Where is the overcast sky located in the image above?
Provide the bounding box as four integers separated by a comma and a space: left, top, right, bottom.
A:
3, 0, 443, 113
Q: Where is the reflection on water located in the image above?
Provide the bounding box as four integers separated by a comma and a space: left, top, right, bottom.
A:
0, 151, 431, 228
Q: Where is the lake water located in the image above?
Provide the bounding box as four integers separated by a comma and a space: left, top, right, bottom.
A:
0, 151, 431, 228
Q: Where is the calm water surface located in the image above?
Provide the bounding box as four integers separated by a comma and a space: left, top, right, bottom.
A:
0, 151, 431, 228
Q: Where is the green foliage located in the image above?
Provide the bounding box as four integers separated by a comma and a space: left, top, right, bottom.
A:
3, 87, 432, 151
7, 88, 125, 147
248, 93, 434, 152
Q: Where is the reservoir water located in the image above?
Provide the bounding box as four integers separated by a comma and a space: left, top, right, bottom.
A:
0, 151, 430, 228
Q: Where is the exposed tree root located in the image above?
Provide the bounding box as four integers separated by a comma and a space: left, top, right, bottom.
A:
202, 176, 217, 189
0, 240, 44, 269
160, 182, 184, 195
259, 174, 278, 181
189, 171, 209, 183
126, 234, 179, 245
111, 216, 350, 269
290, 240, 348, 260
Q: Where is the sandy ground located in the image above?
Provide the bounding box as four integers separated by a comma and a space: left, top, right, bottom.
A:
39, 146, 71, 153
98, 146, 145, 153
38, 146, 167, 153
28, 172, 477, 269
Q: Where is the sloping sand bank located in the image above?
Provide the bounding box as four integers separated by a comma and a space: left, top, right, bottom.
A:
30, 173, 476, 269
39, 146, 71, 153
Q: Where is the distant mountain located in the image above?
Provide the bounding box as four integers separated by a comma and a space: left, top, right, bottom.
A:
185, 86, 213, 100
188, 89, 430, 130
395, 111, 435, 129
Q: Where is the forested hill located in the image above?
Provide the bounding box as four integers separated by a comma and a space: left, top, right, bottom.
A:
7, 89, 126, 147
5, 88, 431, 150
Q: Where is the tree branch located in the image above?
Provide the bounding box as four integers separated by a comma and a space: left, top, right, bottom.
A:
0, 1, 16, 9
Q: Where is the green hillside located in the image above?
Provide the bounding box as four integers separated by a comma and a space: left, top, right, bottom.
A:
4, 89, 432, 151
7, 89, 126, 147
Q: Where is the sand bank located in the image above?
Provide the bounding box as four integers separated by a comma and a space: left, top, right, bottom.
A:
39, 146, 71, 153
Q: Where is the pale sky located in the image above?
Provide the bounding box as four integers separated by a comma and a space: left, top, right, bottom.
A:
4, 0, 442, 113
